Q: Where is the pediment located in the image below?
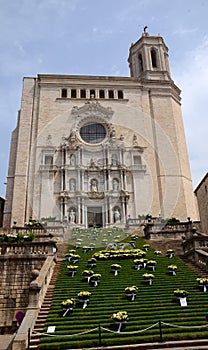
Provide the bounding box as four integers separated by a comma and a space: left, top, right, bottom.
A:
71, 101, 114, 120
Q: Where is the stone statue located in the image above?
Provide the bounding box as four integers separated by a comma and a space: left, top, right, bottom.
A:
69, 209, 76, 223
113, 179, 119, 191
70, 154, 76, 166
70, 179, 76, 192
114, 208, 121, 223
133, 134, 138, 147
91, 179, 98, 193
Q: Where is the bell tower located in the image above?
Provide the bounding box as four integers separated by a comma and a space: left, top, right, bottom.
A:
128, 30, 171, 80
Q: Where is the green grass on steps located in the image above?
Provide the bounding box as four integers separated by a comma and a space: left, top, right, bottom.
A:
38, 230, 208, 349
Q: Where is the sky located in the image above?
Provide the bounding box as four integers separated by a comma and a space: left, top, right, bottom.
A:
0, 0, 208, 198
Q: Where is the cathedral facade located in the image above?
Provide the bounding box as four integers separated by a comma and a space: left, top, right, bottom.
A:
3, 32, 198, 228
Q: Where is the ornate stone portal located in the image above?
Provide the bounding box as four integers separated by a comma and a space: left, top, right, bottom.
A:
56, 101, 144, 227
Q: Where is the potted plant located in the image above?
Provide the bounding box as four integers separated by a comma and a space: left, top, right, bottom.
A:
82, 269, 94, 282
143, 273, 155, 285
154, 250, 161, 256
67, 265, 78, 277
88, 257, 97, 268
142, 244, 150, 252
196, 278, 208, 292
134, 258, 147, 269
146, 260, 157, 271
173, 289, 188, 306
82, 246, 90, 254
125, 286, 138, 301
166, 249, 174, 258
61, 298, 76, 317
71, 254, 80, 264
111, 311, 128, 333
77, 291, 91, 309
90, 273, 101, 286
168, 265, 177, 276
111, 264, 121, 276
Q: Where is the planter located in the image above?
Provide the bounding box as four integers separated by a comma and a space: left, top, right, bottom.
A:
82, 270, 94, 282
61, 298, 75, 316
111, 264, 121, 276
126, 292, 136, 301
79, 299, 89, 309
62, 306, 73, 317
143, 274, 154, 285
197, 278, 208, 292
78, 291, 91, 308
111, 311, 128, 333
90, 274, 101, 286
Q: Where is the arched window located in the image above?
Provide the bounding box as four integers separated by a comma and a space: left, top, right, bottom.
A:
138, 53, 144, 73
99, 90, 105, 98
71, 89, 77, 98
81, 89, 86, 98
61, 89, 67, 98
108, 90, 114, 99
151, 48, 158, 68
90, 89, 95, 98
118, 90, 123, 99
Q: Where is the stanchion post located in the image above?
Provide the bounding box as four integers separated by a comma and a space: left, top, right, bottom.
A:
98, 324, 102, 346
158, 320, 163, 342
27, 328, 31, 350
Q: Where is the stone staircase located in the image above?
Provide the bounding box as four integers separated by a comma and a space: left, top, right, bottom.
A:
29, 242, 68, 349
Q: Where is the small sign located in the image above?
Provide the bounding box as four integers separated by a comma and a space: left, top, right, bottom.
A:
47, 326, 56, 333
180, 297, 187, 307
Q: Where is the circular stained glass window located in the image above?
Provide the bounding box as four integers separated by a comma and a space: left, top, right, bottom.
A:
80, 122, 106, 144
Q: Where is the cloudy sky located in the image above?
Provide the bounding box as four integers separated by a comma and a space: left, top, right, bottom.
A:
0, 0, 207, 198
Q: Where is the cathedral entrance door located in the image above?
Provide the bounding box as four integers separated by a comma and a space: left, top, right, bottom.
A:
87, 207, 102, 227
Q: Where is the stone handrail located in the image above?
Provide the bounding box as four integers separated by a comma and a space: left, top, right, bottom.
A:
0, 241, 56, 256
12, 255, 56, 350
12, 226, 47, 234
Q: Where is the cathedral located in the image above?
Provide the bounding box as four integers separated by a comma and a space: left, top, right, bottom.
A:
3, 31, 198, 228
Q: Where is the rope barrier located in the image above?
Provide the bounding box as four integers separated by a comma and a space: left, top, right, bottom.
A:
32, 327, 99, 337
101, 322, 159, 334
32, 320, 208, 339
161, 321, 208, 329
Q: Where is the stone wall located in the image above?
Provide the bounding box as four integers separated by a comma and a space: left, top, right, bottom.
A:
0, 241, 56, 332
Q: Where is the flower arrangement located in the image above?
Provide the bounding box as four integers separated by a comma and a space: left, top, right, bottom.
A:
61, 298, 76, 317
0, 232, 35, 243
70, 254, 80, 263
61, 298, 76, 308
90, 273, 101, 286
125, 286, 138, 301
82, 269, 94, 282
111, 311, 128, 332
166, 249, 174, 258
143, 244, 150, 251
111, 264, 121, 276
111, 310, 128, 322
154, 250, 162, 256
146, 260, 157, 271
143, 273, 155, 285
77, 291, 91, 308
173, 289, 188, 298
67, 265, 78, 277
88, 258, 97, 267
77, 291, 91, 299
134, 258, 147, 269
130, 234, 138, 240
196, 278, 208, 292
82, 246, 90, 253
168, 265, 177, 275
